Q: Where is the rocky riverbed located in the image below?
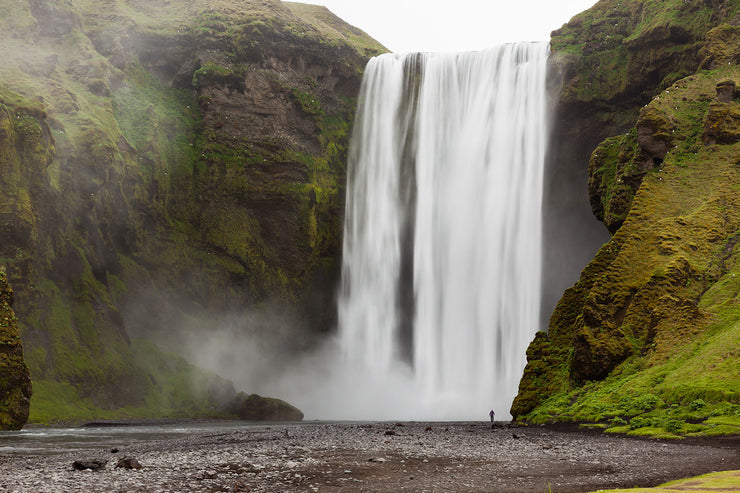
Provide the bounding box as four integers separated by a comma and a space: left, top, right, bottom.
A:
1, 422, 738, 492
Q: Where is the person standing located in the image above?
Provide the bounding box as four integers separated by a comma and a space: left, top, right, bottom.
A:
489, 409, 495, 426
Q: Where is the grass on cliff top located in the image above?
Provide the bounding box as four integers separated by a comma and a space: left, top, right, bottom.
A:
284, 2, 387, 57
551, 0, 737, 54
589, 470, 740, 493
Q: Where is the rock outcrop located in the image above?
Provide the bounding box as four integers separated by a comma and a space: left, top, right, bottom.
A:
514, 0, 740, 435
228, 392, 304, 421
542, 0, 738, 318
0, 0, 384, 421
0, 271, 32, 430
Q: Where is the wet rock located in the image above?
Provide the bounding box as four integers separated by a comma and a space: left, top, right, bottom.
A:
73, 459, 107, 471
0, 272, 32, 431
116, 457, 142, 470
368, 457, 387, 463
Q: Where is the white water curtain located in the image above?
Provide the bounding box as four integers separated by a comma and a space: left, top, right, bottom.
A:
339, 43, 549, 419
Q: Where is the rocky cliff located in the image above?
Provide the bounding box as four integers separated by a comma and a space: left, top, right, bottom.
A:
0, 271, 32, 430
514, 0, 740, 437
0, 0, 384, 423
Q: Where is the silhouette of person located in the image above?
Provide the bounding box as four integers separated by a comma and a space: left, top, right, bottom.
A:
489, 409, 495, 424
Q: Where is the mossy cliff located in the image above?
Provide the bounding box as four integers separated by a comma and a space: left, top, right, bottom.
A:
514, 0, 740, 437
0, 0, 384, 424
542, 0, 738, 316
0, 271, 32, 430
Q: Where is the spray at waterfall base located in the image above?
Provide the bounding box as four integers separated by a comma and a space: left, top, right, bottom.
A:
257, 43, 551, 421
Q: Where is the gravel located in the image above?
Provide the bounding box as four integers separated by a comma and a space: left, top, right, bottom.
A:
1, 422, 738, 492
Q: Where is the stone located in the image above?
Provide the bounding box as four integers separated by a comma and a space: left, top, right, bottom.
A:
715, 80, 737, 103
116, 457, 143, 470
73, 459, 107, 471
228, 393, 304, 421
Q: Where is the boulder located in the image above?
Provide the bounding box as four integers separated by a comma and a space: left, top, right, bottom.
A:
73, 459, 107, 471
228, 392, 304, 421
116, 457, 143, 470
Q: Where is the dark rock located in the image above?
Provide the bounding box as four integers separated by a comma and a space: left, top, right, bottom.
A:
715, 80, 737, 103
116, 457, 142, 470
73, 459, 107, 471
384, 430, 396, 436
0, 272, 32, 431
228, 392, 304, 421
703, 82, 740, 145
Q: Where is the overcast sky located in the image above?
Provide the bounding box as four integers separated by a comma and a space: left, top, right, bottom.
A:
297, 0, 598, 53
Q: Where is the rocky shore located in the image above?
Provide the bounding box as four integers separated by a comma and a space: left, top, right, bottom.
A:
1, 422, 738, 492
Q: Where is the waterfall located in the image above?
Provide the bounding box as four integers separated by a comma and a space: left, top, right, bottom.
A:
338, 42, 549, 420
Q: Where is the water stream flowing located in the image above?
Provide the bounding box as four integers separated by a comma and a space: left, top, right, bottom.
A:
337, 42, 549, 420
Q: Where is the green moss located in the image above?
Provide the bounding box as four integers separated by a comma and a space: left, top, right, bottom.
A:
113, 63, 198, 180
591, 470, 740, 492
291, 88, 324, 116
0, 270, 31, 429
284, 2, 387, 58
1, 0, 381, 423
28, 380, 116, 425
515, 63, 740, 436
552, 0, 740, 106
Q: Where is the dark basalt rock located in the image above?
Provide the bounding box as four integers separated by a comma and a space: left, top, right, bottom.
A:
73, 459, 108, 471
228, 392, 304, 421
116, 457, 143, 470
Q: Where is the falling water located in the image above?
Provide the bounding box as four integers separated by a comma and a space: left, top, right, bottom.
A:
338, 42, 549, 420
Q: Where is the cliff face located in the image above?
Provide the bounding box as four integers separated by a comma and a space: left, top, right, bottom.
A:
514, 0, 740, 436
542, 0, 736, 319
0, 0, 384, 422
0, 271, 32, 430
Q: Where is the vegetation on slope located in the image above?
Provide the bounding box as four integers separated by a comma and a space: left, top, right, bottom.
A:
591, 470, 740, 493
0, 0, 384, 424
513, 16, 740, 437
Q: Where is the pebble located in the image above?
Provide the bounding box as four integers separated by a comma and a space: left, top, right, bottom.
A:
0, 422, 736, 493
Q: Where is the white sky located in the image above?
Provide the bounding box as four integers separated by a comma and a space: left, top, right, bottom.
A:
297, 0, 598, 53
